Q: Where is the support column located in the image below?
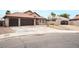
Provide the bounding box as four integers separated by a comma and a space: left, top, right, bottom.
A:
5, 18, 9, 27
43, 19, 46, 25
18, 18, 21, 26
34, 18, 36, 26
40, 19, 43, 25
38, 20, 40, 25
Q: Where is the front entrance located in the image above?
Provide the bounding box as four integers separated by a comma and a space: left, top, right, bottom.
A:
61, 20, 68, 25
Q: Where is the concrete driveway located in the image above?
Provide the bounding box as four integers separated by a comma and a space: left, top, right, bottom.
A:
10, 25, 58, 33
0, 25, 79, 39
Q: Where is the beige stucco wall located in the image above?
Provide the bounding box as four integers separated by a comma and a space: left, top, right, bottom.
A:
46, 21, 56, 25
69, 21, 79, 26
5, 18, 9, 27
55, 20, 61, 25
47, 20, 69, 25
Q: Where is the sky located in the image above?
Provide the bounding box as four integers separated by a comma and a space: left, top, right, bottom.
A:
0, 0, 79, 18
0, 0, 79, 10
0, 10, 79, 19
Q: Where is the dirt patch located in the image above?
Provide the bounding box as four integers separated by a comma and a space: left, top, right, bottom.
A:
0, 27, 14, 34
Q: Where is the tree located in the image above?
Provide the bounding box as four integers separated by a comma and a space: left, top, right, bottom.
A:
6, 10, 11, 14
51, 12, 56, 16
48, 12, 56, 21
59, 13, 70, 18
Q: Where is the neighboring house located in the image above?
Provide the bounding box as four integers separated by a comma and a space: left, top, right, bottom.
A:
4, 10, 46, 27
47, 15, 70, 25
70, 15, 79, 25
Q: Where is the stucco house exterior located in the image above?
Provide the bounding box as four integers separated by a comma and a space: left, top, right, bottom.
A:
4, 10, 46, 27
47, 15, 70, 25
70, 15, 79, 25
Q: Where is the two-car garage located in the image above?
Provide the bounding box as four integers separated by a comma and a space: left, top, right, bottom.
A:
9, 18, 34, 26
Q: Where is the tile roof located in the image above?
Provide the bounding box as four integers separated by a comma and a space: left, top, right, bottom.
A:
5, 10, 43, 19
70, 15, 79, 21
74, 15, 79, 19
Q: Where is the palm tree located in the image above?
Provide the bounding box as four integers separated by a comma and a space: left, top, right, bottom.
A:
59, 13, 70, 18
6, 10, 11, 14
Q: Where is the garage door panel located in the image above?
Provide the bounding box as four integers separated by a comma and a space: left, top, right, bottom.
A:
21, 19, 34, 26
9, 19, 18, 26
9, 18, 34, 26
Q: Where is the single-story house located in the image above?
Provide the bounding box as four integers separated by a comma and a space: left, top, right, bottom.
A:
70, 14, 79, 25
4, 10, 46, 27
47, 15, 70, 25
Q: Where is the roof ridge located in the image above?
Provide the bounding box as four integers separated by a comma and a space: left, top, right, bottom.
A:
24, 10, 33, 13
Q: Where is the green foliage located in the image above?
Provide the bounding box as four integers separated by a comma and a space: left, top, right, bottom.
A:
6, 10, 11, 14
59, 13, 70, 18
51, 12, 56, 16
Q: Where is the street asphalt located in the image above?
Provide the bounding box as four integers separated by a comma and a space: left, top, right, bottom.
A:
0, 33, 79, 48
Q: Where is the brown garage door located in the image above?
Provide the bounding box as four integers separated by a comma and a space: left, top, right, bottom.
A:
0, 21, 4, 26
21, 19, 34, 26
9, 19, 18, 26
